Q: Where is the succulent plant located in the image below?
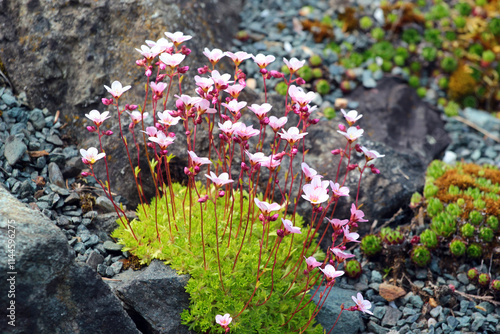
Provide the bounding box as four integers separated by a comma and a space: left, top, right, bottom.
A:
422, 47, 437, 62
431, 212, 456, 237
275, 82, 288, 96
309, 55, 322, 67
411, 245, 431, 267
453, 16, 466, 29
491, 279, 500, 292
467, 243, 482, 259
409, 75, 420, 88
421, 229, 439, 249
427, 198, 444, 217
359, 16, 373, 30
445, 203, 461, 217
460, 223, 475, 238
486, 216, 499, 231
312, 68, 323, 79
323, 107, 336, 120
467, 268, 479, 281
479, 227, 494, 243
297, 65, 313, 82
370, 41, 395, 61
478, 273, 491, 288
417, 87, 427, 98
315, 79, 330, 95
449, 239, 466, 257
469, 210, 483, 225
438, 77, 449, 90
344, 259, 362, 279
455, 2, 472, 16
441, 57, 458, 73
410, 192, 422, 207
382, 60, 393, 72
444, 101, 460, 117
384, 229, 405, 245
361, 234, 382, 257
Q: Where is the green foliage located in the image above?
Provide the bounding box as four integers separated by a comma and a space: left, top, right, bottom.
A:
467, 268, 479, 281
112, 183, 323, 333
410, 192, 422, 206
409, 75, 420, 88
431, 212, 456, 237
478, 273, 491, 287
446, 203, 462, 217
371, 27, 385, 41
424, 29, 443, 47
275, 82, 288, 96
440, 57, 458, 73
315, 79, 331, 95
482, 50, 495, 63
422, 47, 437, 62
309, 55, 322, 67
444, 101, 460, 117
426, 160, 449, 179
491, 279, 500, 291
359, 16, 373, 30
312, 68, 323, 79
416, 87, 427, 98
323, 107, 336, 120
467, 243, 482, 259
455, 2, 472, 16
402, 28, 422, 45
469, 210, 483, 226
462, 95, 478, 108
360, 234, 382, 257
420, 229, 438, 249
488, 18, 500, 36
487, 216, 499, 230
460, 223, 475, 238
383, 228, 404, 245
297, 65, 313, 82
479, 227, 494, 243
427, 198, 444, 217
411, 245, 431, 267
449, 239, 466, 257
344, 259, 362, 279
370, 41, 395, 61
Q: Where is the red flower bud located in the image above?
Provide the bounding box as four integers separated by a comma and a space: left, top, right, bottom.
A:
338, 124, 346, 131
347, 164, 358, 171
103, 130, 113, 136
87, 126, 96, 132
198, 195, 208, 203
276, 229, 285, 238
355, 144, 362, 153
178, 66, 189, 74
260, 68, 268, 75
218, 190, 225, 197
370, 166, 380, 174
81, 171, 91, 177
181, 45, 191, 56
270, 213, 279, 221
410, 235, 420, 245
331, 149, 341, 155
102, 98, 113, 106
128, 104, 138, 111
296, 77, 306, 85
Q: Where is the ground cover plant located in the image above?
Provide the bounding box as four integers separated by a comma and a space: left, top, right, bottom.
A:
79, 32, 383, 332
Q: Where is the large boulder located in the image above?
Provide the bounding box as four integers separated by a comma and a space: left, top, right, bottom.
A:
0, 185, 140, 334
0, 0, 243, 207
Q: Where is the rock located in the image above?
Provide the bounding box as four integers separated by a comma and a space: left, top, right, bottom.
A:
48, 162, 65, 188
3, 135, 27, 166
0, 185, 140, 334
45, 134, 63, 146
103, 240, 124, 253
382, 306, 402, 327
310, 286, 364, 334
86, 250, 105, 271
378, 283, 406, 302
107, 260, 194, 334
29, 109, 46, 130
95, 196, 115, 213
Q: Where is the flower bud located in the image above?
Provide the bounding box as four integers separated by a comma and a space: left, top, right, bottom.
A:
181, 45, 191, 56
338, 124, 346, 131
260, 68, 268, 75
194, 166, 200, 173
331, 149, 341, 155
147, 142, 155, 148
129, 123, 135, 130
276, 229, 285, 238
81, 171, 91, 177
260, 117, 270, 125
185, 130, 191, 136
102, 98, 113, 105
370, 166, 380, 174
87, 126, 96, 132
233, 137, 241, 144
198, 195, 208, 203
296, 77, 306, 85
291, 147, 298, 155
184, 167, 191, 175
159, 62, 166, 70
160, 149, 169, 155
355, 144, 362, 153
410, 235, 420, 245
269, 70, 284, 78
157, 74, 166, 81
103, 130, 113, 136
128, 104, 138, 111
178, 66, 189, 74
145, 68, 152, 77
136, 59, 146, 66
241, 162, 249, 171
218, 190, 225, 198
309, 118, 319, 125
197, 67, 207, 74
270, 213, 279, 221
347, 164, 358, 171
259, 214, 265, 222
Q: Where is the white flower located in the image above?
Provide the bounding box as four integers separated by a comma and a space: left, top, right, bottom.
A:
104, 81, 131, 99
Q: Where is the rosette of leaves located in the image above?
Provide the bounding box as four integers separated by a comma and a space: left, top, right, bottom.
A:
383, 228, 405, 245
344, 259, 362, 279
360, 234, 382, 257
420, 229, 438, 249
449, 239, 466, 257
112, 183, 324, 333
411, 245, 431, 267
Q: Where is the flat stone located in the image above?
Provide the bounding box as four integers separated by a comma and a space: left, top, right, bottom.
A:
64, 192, 80, 205
86, 250, 104, 270
95, 196, 115, 212
29, 108, 46, 130
49, 184, 70, 196
4, 135, 27, 166
382, 306, 402, 327
103, 240, 124, 252
48, 162, 65, 188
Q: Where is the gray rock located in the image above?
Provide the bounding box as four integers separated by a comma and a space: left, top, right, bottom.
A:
86, 250, 105, 270
29, 109, 46, 130
103, 240, 124, 252
371, 270, 383, 283
48, 184, 70, 196
95, 196, 115, 213
310, 286, 364, 334
382, 306, 402, 327
1, 90, 17, 106
373, 306, 386, 320
367, 320, 389, 334
108, 260, 194, 334
46, 134, 63, 146
0, 185, 140, 334
3, 135, 27, 166
471, 313, 485, 331
48, 162, 65, 188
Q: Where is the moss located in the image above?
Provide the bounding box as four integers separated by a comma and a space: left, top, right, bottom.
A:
448, 65, 477, 101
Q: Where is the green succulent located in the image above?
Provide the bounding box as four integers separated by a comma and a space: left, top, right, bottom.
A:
275, 82, 288, 96
455, 2, 472, 16
420, 229, 439, 249
427, 198, 444, 217
431, 212, 456, 237
410, 192, 423, 207
441, 57, 458, 73
359, 16, 373, 30
472, 199, 486, 210
467, 267, 479, 281
382, 60, 393, 72
478, 273, 490, 287
453, 16, 466, 29
323, 107, 336, 120
280, 65, 290, 76
315, 79, 331, 95
424, 29, 443, 47
344, 259, 363, 279
491, 279, 500, 292
426, 160, 449, 179
460, 223, 475, 238
469, 210, 483, 225
417, 87, 427, 98
370, 41, 395, 61
438, 77, 449, 90
422, 47, 437, 62
309, 55, 322, 67
384, 229, 405, 245
360, 234, 382, 257
394, 55, 406, 67
297, 65, 313, 82
468, 44, 484, 57
479, 227, 494, 243
482, 50, 496, 63
449, 239, 466, 257
429, 3, 450, 20
312, 68, 322, 79
402, 28, 422, 45
446, 203, 462, 217
411, 245, 431, 267
467, 243, 482, 259
410, 62, 422, 73
488, 18, 500, 36
487, 216, 499, 231
409, 75, 420, 88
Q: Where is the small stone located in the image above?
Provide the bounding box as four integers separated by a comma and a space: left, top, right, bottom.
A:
428, 318, 437, 328
403, 307, 416, 317
29, 109, 46, 130
83, 210, 98, 219
457, 273, 469, 285
64, 192, 80, 205
382, 306, 402, 327
409, 295, 424, 309
74, 242, 86, 254
84, 234, 99, 247
4, 135, 27, 166
367, 320, 389, 334
109, 261, 123, 275
371, 270, 382, 283
373, 306, 386, 320
86, 250, 104, 270
447, 316, 459, 330
95, 196, 115, 212
486, 314, 498, 324
362, 77, 377, 88
56, 215, 70, 227
430, 306, 443, 318
471, 313, 485, 332
246, 78, 257, 90
97, 264, 108, 276
103, 241, 124, 252
49, 184, 70, 196
48, 162, 65, 188
46, 134, 63, 146
334, 98, 348, 109
379, 283, 406, 302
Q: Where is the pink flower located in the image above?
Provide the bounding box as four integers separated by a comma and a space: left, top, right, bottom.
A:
260, 154, 281, 170
301, 162, 320, 182
85, 110, 111, 127
150, 81, 168, 98
215, 313, 232, 328
234, 123, 260, 141
218, 120, 237, 137
203, 48, 225, 64
341, 109, 362, 125
248, 103, 272, 120
288, 85, 316, 107
194, 76, 214, 91
129, 111, 148, 124
352, 293, 373, 315
342, 226, 360, 243
80, 147, 106, 165
225, 51, 253, 66
245, 151, 267, 166
157, 110, 181, 127
302, 184, 329, 205
319, 264, 344, 281
141, 126, 158, 137
221, 100, 247, 114
309, 176, 329, 192
305, 256, 322, 271
282, 218, 302, 235
337, 127, 364, 142
194, 99, 217, 115
329, 181, 350, 197
159, 53, 186, 68
145, 38, 173, 53
331, 247, 355, 262
360, 146, 385, 162
205, 171, 234, 187
104, 81, 131, 99
149, 131, 175, 150
188, 151, 212, 167
325, 218, 349, 230
211, 70, 233, 90
350, 203, 368, 223
164, 31, 192, 46
252, 53, 276, 68
135, 44, 162, 60
224, 84, 245, 99
175, 94, 202, 110
254, 198, 281, 215
283, 57, 305, 73
279, 127, 308, 145
268, 116, 288, 132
